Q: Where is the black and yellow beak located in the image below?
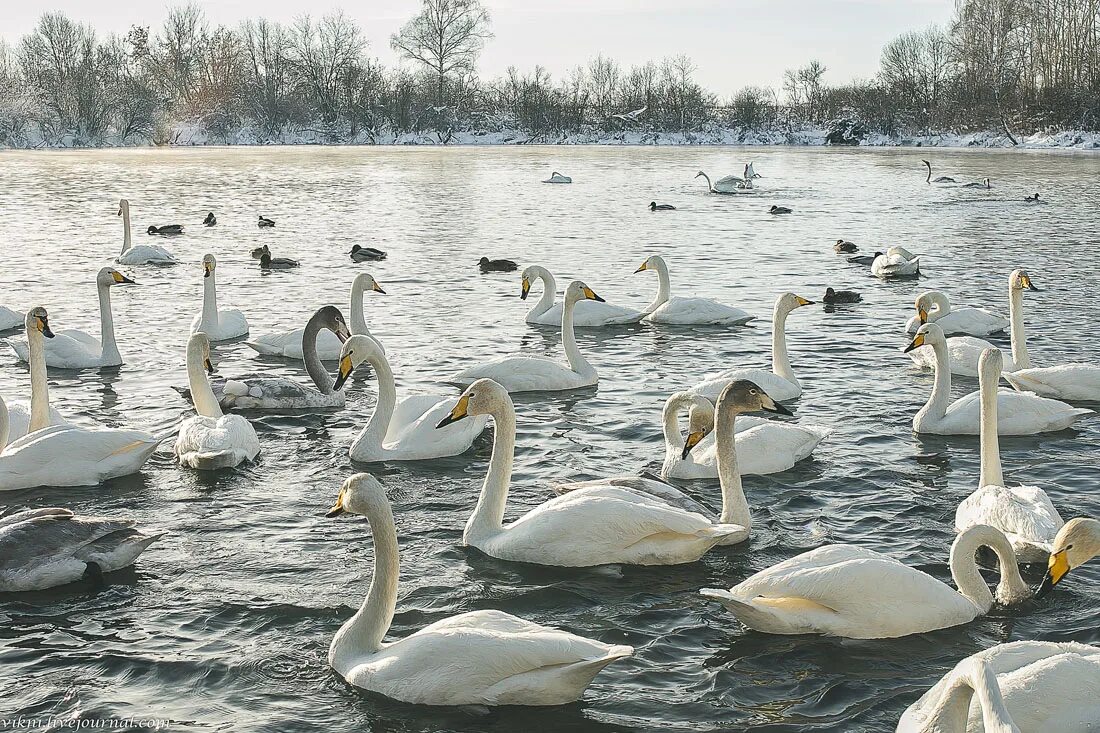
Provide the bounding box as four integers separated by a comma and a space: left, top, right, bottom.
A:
634, 262, 648, 273
372, 281, 386, 294
204, 357, 215, 374
37, 315, 54, 339
1022, 274, 1040, 291
112, 271, 136, 285
436, 394, 470, 429
795, 296, 814, 307
917, 307, 929, 324
117, 208, 123, 217
903, 333, 926, 353
203, 263, 212, 278
682, 430, 706, 459
334, 353, 354, 391
326, 487, 347, 518
520, 276, 530, 300
761, 395, 793, 416
582, 285, 605, 303
1036, 548, 1071, 598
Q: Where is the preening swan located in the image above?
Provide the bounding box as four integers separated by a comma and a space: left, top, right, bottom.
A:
695, 171, 752, 194
175, 332, 260, 470
954, 349, 1064, 563
897, 641, 1100, 732
904, 291, 1008, 337
8, 268, 135, 369
247, 273, 385, 360
454, 281, 604, 392
871, 248, 921, 277
522, 265, 643, 327
219, 307, 351, 410
923, 159, 957, 184
688, 292, 812, 401
333, 335, 488, 461
543, 171, 572, 184
0, 306, 23, 331
116, 199, 176, 265
189, 254, 250, 341
438, 379, 746, 566
1036, 517, 1100, 598
700, 523, 1030, 639
1001, 269, 1100, 401
635, 255, 755, 325
325, 473, 632, 705
904, 323, 1089, 434
0, 507, 162, 592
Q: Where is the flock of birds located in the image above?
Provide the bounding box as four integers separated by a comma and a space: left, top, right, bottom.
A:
1, 160, 1099, 731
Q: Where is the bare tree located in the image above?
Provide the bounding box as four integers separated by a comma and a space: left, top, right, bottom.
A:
290, 11, 365, 124
390, 0, 492, 106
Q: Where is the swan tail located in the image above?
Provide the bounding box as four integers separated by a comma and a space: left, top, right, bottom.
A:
699, 589, 781, 629
244, 340, 281, 356
481, 645, 633, 706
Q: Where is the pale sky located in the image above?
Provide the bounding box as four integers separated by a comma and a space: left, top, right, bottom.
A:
2, 0, 954, 96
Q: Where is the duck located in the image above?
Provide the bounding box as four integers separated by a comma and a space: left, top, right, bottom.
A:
897, 640, 1100, 732
438, 379, 745, 566
521, 265, 643, 327
769, 205, 792, 214
923, 159, 957, 183
349, 244, 387, 262
954, 348, 1064, 564
8, 268, 135, 369
1025, 193, 1040, 202
479, 257, 518, 273
962, 177, 992, 189
904, 291, 1008, 337
1002, 269, 1100, 401
147, 224, 184, 235
116, 199, 176, 265
1037, 517, 1100, 598
848, 251, 882, 266
174, 332, 260, 470
834, 239, 858, 253
904, 323, 1089, 434
453, 281, 604, 392
635, 255, 754, 326
0, 306, 22, 331
688, 292, 812, 401
324, 473, 632, 705
250, 244, 270, 260
700, 523, 1030, 639
203, 211, 217, 226
258, 215, 275, 228
189, 254, 249, 341
0, 507, 162, 592
871, 247, 921, 277
1, 309, 68, 441
542, 171, 571, 184
822, 287, 861, 304
259, 252, 300, 270
218, 307, 351, 410
649, 202, 676, 211
695, 171, 752, 194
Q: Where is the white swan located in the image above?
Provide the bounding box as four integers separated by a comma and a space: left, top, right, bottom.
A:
635, 255, 755, 325
115, 199, 176, 265
695, 171, 752, 194
189, 254, 249, 341
175, 332, 260, 470
543, 171, 572, 183
700, 523, 1030, 639
872, 247, 921, 277
219, 307, 351, 410
904, 323, 1089, 434
1036, 517, 1100, 598
2, 310, 67, 442
1001, 269, 1100, 401
439, 378, 745, 566
454, 281, 603, 392
688, 292, 812, 400
9, 268, 135, 369
0, 306, 22, 331
954, 349, 1063, 563
0, 507, 161, 592
334, 335, 488, 461
522, 266, 643, 327
897, 641, 1100, 732
325, 473, 632, 705
247, 273, 386, 360
905, 291, 1009, 337
908, 335, 1016, 378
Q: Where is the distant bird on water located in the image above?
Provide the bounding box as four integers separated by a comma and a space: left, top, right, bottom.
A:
769, 205, 792, 215
834, 239, 858, 253
962, 178, 991, 189
543, 172, 572, 184
258, 215, 275, 228
822, 287, 862, 304
203, 212, 217, 226
349, 245, 387, 262
479, 257, 518, 273
260, 252, 299, 270
923, 159, 956, 184
147, 224, 184, 235
649, 202, 676, 211
251, 244, 269, 260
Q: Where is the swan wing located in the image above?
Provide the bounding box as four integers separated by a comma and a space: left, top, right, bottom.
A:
117, 245, 176, 264
941, 388, 1090, 434
0, 425, 160, 489
716, 422, 827, 475
1004, 364, 1100, 401
0, 306, 23, 330
454, 357, 590, 392
936, 307, 1009, 337
382, 394, 489, 451
246, 327, 344, 360
554, 475, 712, 517
40, 330, 103, 367
955, 484, 1063, 560
647, 297, 754, 325
219, 377, 340, 410
3, 401, 68, 442
175, 414, 259, 468
690, 369, 800, 402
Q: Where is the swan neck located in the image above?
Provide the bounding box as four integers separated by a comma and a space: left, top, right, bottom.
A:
303, 315, 334, 394
1008, 289, 1030, 369
28, 323, 51, 432
771, 303, 796, 383
662, 396, 687, 459
527, 269, 556, 320
97, 282, 120, 363
978, 362, 1003, 488
349, 281, 368, 335
715, 405, 750, 528
922, 339, 953, 421
357, 351, 397, 452
644, 260, 671, 313
466, 403, 516, 542
0, 396, 9, 449
201, 272, 219, 330
561, 294, 592, 375
949, 526, 1025, 613
121, 207, 131, 253
187, 343, 223, 418
925, 662, 1019, 733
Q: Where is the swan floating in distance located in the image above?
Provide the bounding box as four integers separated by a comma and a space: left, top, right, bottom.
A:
189, 254, 249, 341
897, 640, 1100, 732
258, 215, 275, 228
904, 323, 1090, 434
769, 205, 792, 214
175, 332, 260, 470
962, 177, 992, 189
923, 159, 956, 183
695, 171, 752, 194
649, 202, 676, 211
744, 162, 761, 179
904, 290, 1008, 337
9, 268, 135, 369
479, 257, 517, 273
543, 171, 571, 184
636, 255, 754, 326
612, 105, 647, 122
955, 349, 1064, 563
251, 245, 269, 260
349, 244, 387, 262
454, 281, 604, 392
0, 507, 162, 592
1002, 269, 1100, 401
872, 247, 921, 277
0, 306, 23, 331
688, 292, 812, 401
203, 211, 217, 226
147, 224, 183, 235
2, 309, 68, 441
848, 251, 882, 266
247, 273, 385, 360
439, 378, 746, 565
700, 523, 1030, 639
219, 307, 351, 410
334, 335, 488, 461
1037, 517, 1100, 598
834, 239, 858, 253
522, 265, 643, 327
325, 473, 632, 705
823, 287, 861, 304
259, 252, 299, 269
116, 199, 176, 265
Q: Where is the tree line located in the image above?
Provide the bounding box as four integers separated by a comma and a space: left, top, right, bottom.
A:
1, 0, 1098, 147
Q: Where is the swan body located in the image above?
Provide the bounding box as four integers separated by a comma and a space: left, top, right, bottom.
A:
636, 255, 754, 326
543, 172, 571, 183
335, 335, 488, 461
116, 199, 176, 265
189, 254, 249, 341
0, 508, 161, 592
905, 324, 1089, 434
455, 281, 604, 392
897, 641, 1100, 732
905, 291, 1008, 337
923, 160, 957, 184
695, 171, 752, 194
0, 306, 23, 330
441, 379, 745, 566
700, 523, 1030, 639
521, 266, 643, 327
909, 335, 1016, 377
326, 473, 632, 705
872, 249, 920, 277
175, 332, 260, 470
961, 177, 992, 189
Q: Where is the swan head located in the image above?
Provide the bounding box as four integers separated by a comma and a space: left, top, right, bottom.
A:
188, 332, 215, 373
717, 380, 792, 420
436, 378, 510, 429
564, 280, 605, 305
316, 305, 351, 343
777, 292, 814, 313
202, 254, 217, 278
914, 291, 948, 322
117, 198, 129, 216
1037, 518, 1100, 598
326, 473, 387, 518
1010, 269, 1040, 293
694, 171, 706, 179
98, 267, 136, 287
634, 254, 666, 274
904, 323, 946, 353
25, 306, 54, 339
978, 347, 1003, 380
352, 272, 386, 296
334, 334, 384, 391
680, 395, 716, 459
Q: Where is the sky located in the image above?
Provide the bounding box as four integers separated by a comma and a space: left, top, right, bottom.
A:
1, 0, 955, 96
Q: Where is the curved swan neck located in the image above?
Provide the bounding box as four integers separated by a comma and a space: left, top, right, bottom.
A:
662, 395, 689, 458
921, 339, 953, 421
526, 267, 556, 320
120, 206, 132, 254
356, 349, 398, 451
303, 314, 335, 394
1008, 287, 1030, 369
97, 281, 121, 364
923, 660, 1019, 733
349, 280, 368, 335
201, 271, 219, 330
949, 526, 1026, 613
561, 292, 594, 375
643, 258, 671, 313
715, 403, 750, 527
466, 401, 517, 542
187, 341, 223, 418
700, 172, 713, 191
28, 322, 51, 432
978, 359, 1003, 489
771, 301, 797, 384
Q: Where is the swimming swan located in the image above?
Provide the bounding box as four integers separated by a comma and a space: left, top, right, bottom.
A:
635, 255, 755, 325
543, 172, 572, 183
0, 306, 23, 331
923, 160, 957, 184
438, 378, 746, 566
521, 265, 643, 327
2, 309, 67, 441
189, 254, 249, 341
1037, 517, 1100, 598
905, 291, 1009, 337
695, 171, 751, 194
334, 335, 488, 461
325, 473, 632, 705
872, 249, 921, 277
116, 199, 177, 265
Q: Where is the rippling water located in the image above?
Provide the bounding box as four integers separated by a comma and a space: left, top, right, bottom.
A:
0, 146, 1097, 732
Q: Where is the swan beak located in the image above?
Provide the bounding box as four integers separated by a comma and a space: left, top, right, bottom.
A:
112, 271, 136, 284
682, 430, 706, 459
1037, 548, 1071, 598
204, 358, 215, 374
582, 286, 605, 303
520, 277, 530, 300
918, 307, 929, 323
634, 262, 648, 273
116, 208, 122, 216
372, 281, 386, 294
903, 333, 926, 353
334, 353, 354, 391
334, 323, 351, 344
37, 315, 54, 339
795, 296, 814, 307
760, 394, 793, 416
203, 263, 212, 278
436, 394, 470, 429
325, 488, 347, 518
1022, 275, 1040, 291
